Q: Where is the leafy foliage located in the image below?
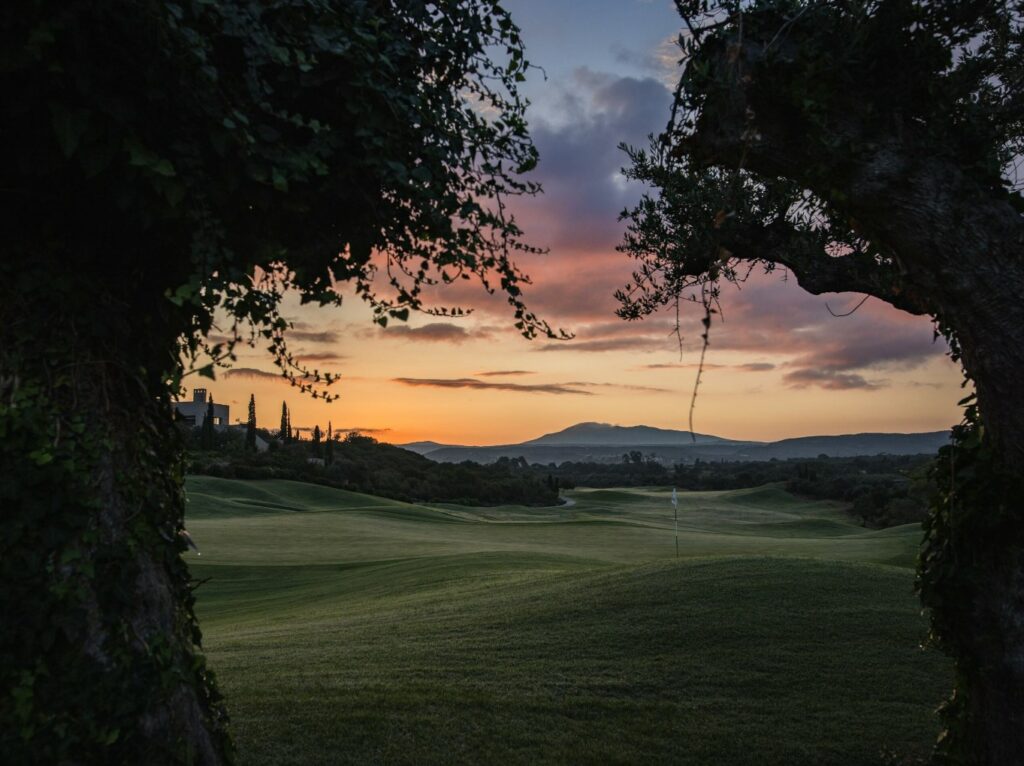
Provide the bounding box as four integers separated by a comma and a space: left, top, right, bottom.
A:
529, 453, 933, 528
186, 431, 560, 507
2, 1, 557, 761
617, 0, 1022, 330
615, 1, 1024, 760
0, 276, 232, 763
8, 0, 563, 398
918, 400, 1024, 764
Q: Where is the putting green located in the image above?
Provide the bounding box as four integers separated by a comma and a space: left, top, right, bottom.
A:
188, 477, 949, 765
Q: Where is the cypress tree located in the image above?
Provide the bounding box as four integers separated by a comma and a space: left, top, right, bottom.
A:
200, 396, 215, 450
245, 394, 257, 452
279, 401, 288, 442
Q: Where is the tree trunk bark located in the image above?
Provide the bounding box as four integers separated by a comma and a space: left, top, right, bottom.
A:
775, 147, 1024, 766
959, 554, 1024, 764
685, 27, 1024, 763
0, 264, 231, 764
826, 143, 1024, 766
921, 299, 1024, 766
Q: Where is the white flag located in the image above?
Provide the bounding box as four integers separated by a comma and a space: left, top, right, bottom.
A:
671, 487, 678, 508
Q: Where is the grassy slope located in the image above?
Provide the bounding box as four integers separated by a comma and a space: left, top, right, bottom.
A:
187, 477, 949, 765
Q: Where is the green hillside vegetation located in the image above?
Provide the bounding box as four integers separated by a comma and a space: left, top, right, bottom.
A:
531, 453, 935, 529
188, 477, 949, 765
187, 423, 932, 527
186, 430, 558, 506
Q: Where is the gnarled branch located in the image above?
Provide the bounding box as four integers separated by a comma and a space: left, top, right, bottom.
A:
721, 218, 933, 316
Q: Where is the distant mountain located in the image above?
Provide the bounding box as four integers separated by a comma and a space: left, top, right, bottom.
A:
740, 432, 951, 460
396, 423, 950, 465
396, 440, 457, 456
523, 422, 750, 447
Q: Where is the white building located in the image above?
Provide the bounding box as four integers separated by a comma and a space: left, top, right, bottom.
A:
228, 424, 270, 452
174, 388, 229, 430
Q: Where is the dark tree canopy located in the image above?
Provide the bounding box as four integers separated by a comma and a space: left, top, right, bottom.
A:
7, 0, 561, 391
1, 2, 556, 763
245, 394, 257, 452
618, 1, 1024, 762
619, 0, 1022, 335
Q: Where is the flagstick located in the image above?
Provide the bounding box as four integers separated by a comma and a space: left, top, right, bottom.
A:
671, 487, 679, 559
674, 503, 679, 559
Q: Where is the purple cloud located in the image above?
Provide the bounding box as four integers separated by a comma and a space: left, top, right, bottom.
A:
782, 369, 882, 391
381, 322, 483, 343
393, 377, 592, 396
223, 367, 284, 382
288, 329, 340, 344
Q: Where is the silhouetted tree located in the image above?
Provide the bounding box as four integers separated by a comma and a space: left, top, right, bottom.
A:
619, 2, 1024, 759
280, 401, 289, 443
245, 394, 257, 452
1, 2, 557, 762
200, 397, 216, 451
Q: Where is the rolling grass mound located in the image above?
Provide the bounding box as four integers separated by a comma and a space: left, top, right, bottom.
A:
187, 477, 948, 765
188, 476, 401, 517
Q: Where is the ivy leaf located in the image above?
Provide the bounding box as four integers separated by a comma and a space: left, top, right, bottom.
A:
49, 103, 90, 158
125, 137, 176, 176
28, 449, 53, 465
151, 159, 176, 177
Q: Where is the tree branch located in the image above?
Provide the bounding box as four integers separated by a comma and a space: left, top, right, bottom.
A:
722, 218, 933, 316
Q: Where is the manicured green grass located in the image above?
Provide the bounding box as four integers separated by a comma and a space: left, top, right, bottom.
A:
187, 477, 949, 765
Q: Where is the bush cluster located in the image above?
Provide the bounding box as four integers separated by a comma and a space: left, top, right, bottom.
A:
185, 428, 558, 507
527, 453, 934, 528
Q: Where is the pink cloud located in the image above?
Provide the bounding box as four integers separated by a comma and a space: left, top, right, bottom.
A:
782, 369, 882, 390
223, 367, 285, 382
380, 322, 485, 343
393, 377, 593, 396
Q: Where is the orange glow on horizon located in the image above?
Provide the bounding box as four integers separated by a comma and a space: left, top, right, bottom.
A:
190, 251, 965, 448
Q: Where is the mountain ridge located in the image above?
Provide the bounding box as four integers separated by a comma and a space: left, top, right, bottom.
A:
521, 422, 751, 447
396, 422, 949, 464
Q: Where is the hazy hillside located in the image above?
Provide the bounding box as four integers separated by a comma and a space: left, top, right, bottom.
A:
522, 422, 750, 447
188, 477, 948, 765
400, 423, 950, 464
396, 440, 457, 456
742, 432, 951, 460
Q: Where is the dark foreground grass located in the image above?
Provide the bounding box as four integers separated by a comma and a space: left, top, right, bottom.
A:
188, 478, 949, 765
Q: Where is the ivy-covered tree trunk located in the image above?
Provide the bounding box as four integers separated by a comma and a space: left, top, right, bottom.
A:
736, 124, 1024, 766
919, 311, 1024, 765
0, 261, 231, 764
763, 108, 1024, 766
653, 19, 1024, 763
5, 0, 549, 761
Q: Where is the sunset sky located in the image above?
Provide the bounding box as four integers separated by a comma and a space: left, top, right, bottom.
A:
197, 0, 964, 446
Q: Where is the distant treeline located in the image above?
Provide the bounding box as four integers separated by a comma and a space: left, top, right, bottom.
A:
519, 453, 935, 528
184, 426, 934, 525
184, 428, 558, 507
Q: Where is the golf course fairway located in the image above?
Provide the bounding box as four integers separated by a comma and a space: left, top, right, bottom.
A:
186, 476, 950, 765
